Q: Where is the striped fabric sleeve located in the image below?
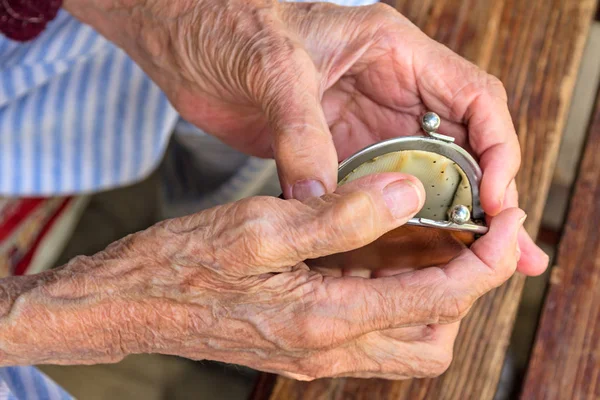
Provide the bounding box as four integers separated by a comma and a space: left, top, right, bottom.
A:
0, 366, 73, 400
0, 10, 178, 196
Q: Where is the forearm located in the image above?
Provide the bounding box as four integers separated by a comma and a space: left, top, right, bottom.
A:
0, 222, 225, 367
61, 0, 201, 96
62, 0, 157, 50
0, 243, 164, 366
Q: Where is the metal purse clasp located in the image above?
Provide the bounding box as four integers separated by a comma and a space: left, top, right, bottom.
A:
338, 112, 488, 235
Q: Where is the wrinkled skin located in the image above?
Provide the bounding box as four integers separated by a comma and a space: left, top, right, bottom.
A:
64, 0, 547, 277
0, 174, 526, 379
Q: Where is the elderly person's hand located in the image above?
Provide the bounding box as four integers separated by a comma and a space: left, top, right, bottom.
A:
64, 0, 547, 276
1, 174, 525, 379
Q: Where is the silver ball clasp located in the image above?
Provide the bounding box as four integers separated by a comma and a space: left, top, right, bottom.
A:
421, 112, 455, 143
449, 205, 471, 225
421, 112, 441, 133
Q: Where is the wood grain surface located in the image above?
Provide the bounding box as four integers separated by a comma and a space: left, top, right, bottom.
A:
254, 0, 599, 399
520, 87, 600, 400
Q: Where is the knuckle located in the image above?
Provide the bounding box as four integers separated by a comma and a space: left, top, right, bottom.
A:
485, 74, 508, 101
479, 252, 518, 288
367, 2, 397, 16
294, 317, 320, 348
321, 191, 379, 250
295, 316, 336, 350
232, 196, 276, 221
365, 2, 409, 28
248, 278, 336, 352
363, 3, 410, 43
407, 268, 471, 324
215, 197, 287, 267
497, 258, 518, 283
438, 290, 473, 323
292, 286, 350, 350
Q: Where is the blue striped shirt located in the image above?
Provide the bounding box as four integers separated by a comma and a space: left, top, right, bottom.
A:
0, 10, 178, 196
0, 366, 72, 400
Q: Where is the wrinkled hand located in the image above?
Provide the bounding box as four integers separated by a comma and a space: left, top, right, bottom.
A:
122, 174, 524, 379
0, 174, 525, 378
65, 0, 547, 275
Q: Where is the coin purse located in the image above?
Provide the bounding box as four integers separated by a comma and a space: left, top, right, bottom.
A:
318, 112, 488, 270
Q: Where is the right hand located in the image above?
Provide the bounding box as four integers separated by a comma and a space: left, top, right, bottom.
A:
1, 173, 525, 379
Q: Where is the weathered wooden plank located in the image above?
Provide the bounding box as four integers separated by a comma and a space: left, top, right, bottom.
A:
255, 0, 599, 399
521, 87, 600, 400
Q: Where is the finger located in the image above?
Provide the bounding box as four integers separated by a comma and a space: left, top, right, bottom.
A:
290, 172, 426, 263
323, 208, 525, 330
502, 180, 549, 276
221, 173, 425, 274
448, 207, 525, 291
469, 93, 521, 216
334, 323, 459, 379
517, 228, 549, 276
265, 53, 338, 201
414, 45, 520, 216
292, 323, 457, 380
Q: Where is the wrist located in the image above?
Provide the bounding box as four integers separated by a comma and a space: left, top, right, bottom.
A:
61, 0, 195, 42
0, 251, 150, 366
0, 224, 221, 366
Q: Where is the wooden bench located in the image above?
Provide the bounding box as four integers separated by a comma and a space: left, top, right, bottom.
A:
251, 0, 600, 399
521, 86, 600, 400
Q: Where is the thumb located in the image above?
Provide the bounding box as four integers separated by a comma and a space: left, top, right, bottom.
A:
218, 173, 425, 275
206, 173, 424, 276
265, 56, 338, 201
287, 173, 426, 263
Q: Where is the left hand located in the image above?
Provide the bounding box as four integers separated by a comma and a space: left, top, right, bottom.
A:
64, 0, 548, 275
0, 174, 524, 379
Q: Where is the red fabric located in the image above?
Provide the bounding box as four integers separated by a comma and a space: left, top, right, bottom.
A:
0, 0, 62, 41
13, 197, 71, 275
0, 198, 45, 242
0, 197, 72, 276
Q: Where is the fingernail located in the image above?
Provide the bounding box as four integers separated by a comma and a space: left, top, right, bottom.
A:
292, 179, 326, 201
516, 213, 527, 260
383, 180, 422, 218
519, 213, 528, 225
